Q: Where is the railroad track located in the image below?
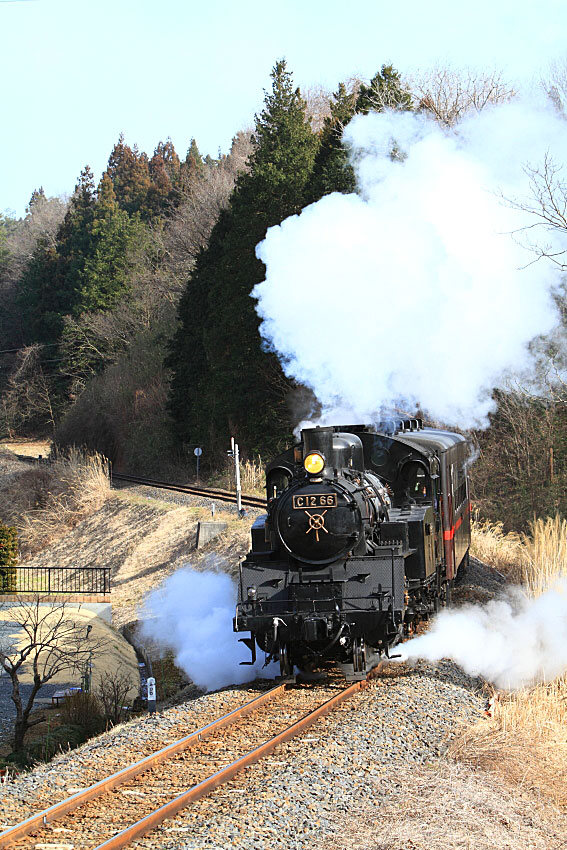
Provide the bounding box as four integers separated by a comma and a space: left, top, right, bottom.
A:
1, 680, 367, 849
13, 455, 266, 509
110, 471, 266, 509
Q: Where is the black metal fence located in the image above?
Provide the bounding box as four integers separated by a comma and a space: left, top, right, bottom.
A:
0, 567, 111, 595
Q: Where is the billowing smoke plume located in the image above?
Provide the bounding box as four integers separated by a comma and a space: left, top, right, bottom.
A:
254, 99, 567, 428
398, 583, 567, 689
141, 567, 276, 692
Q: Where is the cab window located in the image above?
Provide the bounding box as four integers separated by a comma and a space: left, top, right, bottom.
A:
399, 461, 430, 500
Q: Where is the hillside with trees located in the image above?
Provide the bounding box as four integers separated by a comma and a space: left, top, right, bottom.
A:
1, 60, 567, 528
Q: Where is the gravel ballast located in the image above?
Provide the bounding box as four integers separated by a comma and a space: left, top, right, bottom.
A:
0, 661, 486, 848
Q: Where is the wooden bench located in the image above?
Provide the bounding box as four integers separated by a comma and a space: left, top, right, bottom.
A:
51, 687, 82, 705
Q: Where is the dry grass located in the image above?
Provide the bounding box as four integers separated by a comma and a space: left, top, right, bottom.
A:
449, 681, 567, 813
209, 457, 266, 497
328, 760, 567, 850
522, 514, 567, 596
457, 512, 567, 814
471, 513, 567, 593
0, 449, 110, 558
470, 515, 524, 579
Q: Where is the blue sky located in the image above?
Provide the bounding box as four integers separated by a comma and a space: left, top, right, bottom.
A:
2, 0, 567, 217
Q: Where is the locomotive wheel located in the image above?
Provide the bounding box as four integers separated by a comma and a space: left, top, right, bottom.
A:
279, 643, 292, 678
352, 637, 366, 674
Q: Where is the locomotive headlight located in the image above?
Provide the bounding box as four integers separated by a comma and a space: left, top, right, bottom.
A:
304, 451, 325, 475
247, 585, 257, 600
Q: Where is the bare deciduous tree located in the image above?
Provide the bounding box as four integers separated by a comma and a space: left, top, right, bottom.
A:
302, 84, 333, 132
411, 66, 516, 126
0, 344, 56, 436
5, 194, 67, 279
157, 131, 253, 289
97, 666, 134, 725
541, 57, 567, 114
471, 385, 565, 528
0, 597, 107, 753
504, 153, 567, 271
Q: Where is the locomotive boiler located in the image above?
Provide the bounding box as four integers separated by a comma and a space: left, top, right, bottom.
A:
234, 421, 471, 680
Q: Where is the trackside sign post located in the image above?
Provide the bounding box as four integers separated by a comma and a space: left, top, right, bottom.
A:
147, 677, 156, 714
194, 446, 203, 480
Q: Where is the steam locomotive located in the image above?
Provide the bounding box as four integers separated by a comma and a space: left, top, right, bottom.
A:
234, 421, 471, 680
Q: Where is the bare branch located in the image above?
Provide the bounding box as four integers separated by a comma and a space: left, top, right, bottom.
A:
410, 65, 516, 126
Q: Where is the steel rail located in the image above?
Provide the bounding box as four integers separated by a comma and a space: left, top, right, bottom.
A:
111, 471, 265, 509
93, 680, 368, 850
0, 685, 285, 848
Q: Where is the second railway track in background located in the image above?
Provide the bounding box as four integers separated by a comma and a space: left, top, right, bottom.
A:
108, 471, 266, 509
12, 456, 266, 509
0, 680, 366, 850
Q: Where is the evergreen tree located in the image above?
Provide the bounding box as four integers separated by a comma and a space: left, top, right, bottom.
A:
16, 239, 60, 342
168, 60, 319, 459
76, 172, 146, 312
154, 138, 181, 183
305, 82, 358, 203
0, 523, 17, 593
18, 167, 97, 341
18, 166, 146, 346
147, 138, 182, 215
27, 187, 47, 211
356, 64, 413, 113
305, 66, 412, 204
105, 134, 152, 216
183, 138, 205, 180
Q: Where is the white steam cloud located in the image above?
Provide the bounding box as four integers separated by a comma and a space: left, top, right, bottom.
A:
398, 583, 567, 689
141, 567, 276, 692
254, 98, 567, 428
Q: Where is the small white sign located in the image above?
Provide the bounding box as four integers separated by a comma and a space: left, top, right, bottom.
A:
147, 677, 156, 701
194, 447, 203, 457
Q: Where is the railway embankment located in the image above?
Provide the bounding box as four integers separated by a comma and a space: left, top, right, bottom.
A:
1, 446, 566, 848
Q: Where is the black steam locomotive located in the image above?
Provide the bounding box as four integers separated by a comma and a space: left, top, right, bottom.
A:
234, 421, 471, 680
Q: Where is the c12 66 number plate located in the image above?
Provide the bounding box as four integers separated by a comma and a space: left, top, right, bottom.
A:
292, 493, 338, 509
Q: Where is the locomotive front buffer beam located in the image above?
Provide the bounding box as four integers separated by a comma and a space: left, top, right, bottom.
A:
234, 551, 406, 679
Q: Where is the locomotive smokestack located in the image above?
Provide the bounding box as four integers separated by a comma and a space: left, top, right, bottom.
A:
302, 426, 333, 461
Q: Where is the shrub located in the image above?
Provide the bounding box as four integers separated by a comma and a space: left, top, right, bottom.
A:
59, 690, 105, 738
26, 723, 87, 763
0, 522, 17, 591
